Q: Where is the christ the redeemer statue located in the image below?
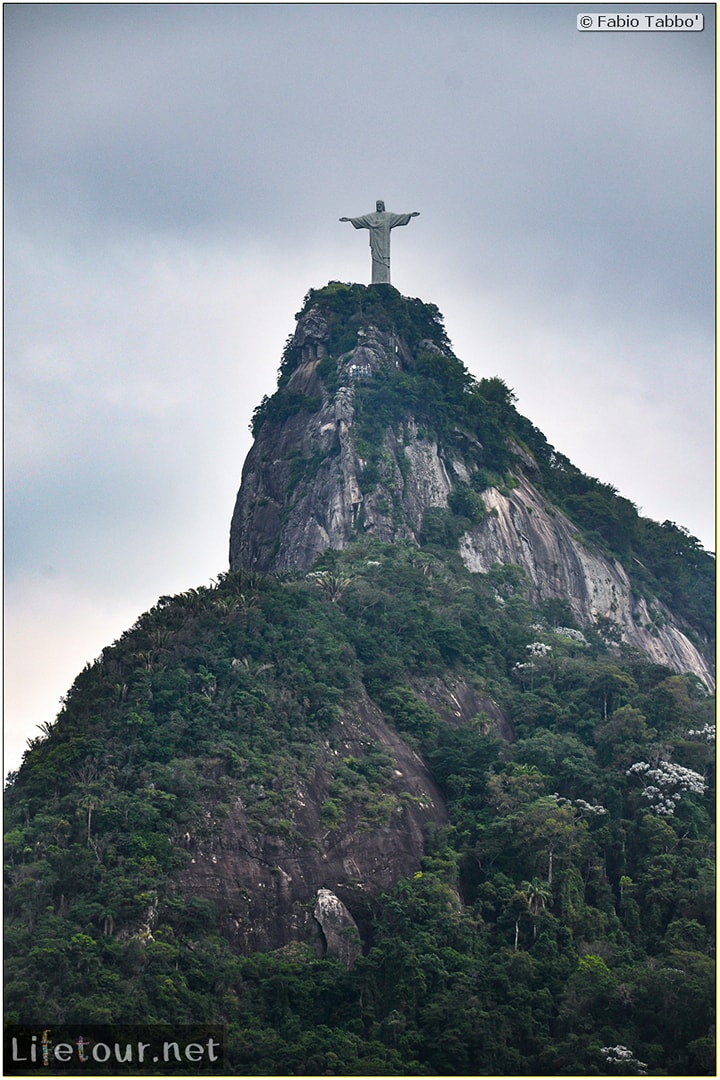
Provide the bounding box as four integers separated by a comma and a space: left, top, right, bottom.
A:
340, 200, 420, 284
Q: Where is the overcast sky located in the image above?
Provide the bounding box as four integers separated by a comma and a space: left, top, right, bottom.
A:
4, 2, 715, 774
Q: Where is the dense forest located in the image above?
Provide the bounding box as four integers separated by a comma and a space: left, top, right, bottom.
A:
5, 539, 715, 1073
5, 283, 715, 1074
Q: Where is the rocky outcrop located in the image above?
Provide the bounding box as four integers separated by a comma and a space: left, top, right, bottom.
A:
229, 312, 454, 573
314, 889, 362, 968
411, 674, 514, 742
459, 473, 714, 689
175, 694, 448, 956
230, 287, 713, 688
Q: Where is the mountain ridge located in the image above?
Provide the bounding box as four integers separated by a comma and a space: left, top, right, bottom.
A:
4, 282, 715, 1075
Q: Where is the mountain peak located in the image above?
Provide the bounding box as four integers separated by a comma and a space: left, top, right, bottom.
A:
230, 282, 497, 571
229, 284, 713, 687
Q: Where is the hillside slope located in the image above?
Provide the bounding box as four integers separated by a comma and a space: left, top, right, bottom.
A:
5, 284, 715, 1075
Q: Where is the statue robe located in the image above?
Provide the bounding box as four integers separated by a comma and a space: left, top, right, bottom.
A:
346, 210, 415, 284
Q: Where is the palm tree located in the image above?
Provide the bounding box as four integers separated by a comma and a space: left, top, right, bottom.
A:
306, 570, 353, 602
520, 878, 553, 939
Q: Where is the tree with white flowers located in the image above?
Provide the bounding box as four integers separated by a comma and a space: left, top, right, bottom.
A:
687, 723, 715, 743
626, 760, 706, 816
512, 641, 552, 691
601, 1045, 648, 1074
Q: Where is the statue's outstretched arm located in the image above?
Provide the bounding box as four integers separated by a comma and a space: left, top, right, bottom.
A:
340, 215, 372, 230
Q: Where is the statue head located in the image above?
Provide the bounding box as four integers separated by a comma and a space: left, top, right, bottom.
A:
376, 200, 385, 212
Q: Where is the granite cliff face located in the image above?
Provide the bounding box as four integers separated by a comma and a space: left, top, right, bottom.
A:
230, 284, 713, 688
229, 318, 428, 573
459, 474, 715, 688
176, 691, 448, 960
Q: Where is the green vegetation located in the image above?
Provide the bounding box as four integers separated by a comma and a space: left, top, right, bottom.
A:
293, 282, 452, 361
4, 285, 715, 1073
5, 540, 715, 1074
250, 391, 321, 437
